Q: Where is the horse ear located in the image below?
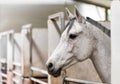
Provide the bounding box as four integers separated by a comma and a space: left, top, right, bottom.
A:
66, 8, 74, 20
75, 6, 86, 24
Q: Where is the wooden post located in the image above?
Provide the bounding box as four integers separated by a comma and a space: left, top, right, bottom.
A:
21, 24, 32, 77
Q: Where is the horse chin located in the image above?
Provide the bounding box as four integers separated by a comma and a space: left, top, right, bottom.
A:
49, 68, 62, 77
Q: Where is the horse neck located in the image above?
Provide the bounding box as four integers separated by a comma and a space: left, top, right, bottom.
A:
87, 23, 111, 83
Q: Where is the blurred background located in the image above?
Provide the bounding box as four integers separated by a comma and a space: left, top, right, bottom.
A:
0, 0, 111, 32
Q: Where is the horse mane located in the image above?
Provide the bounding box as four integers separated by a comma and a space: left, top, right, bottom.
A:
86, 17, 110, 37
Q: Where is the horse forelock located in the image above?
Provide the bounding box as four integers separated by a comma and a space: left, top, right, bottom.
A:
66, 17, 76, 34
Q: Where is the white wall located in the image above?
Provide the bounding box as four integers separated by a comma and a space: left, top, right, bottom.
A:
76, 2, 105, 21
111, 1, 120, 84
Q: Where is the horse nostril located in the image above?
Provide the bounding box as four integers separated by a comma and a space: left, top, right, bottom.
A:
48, 63, 53, 69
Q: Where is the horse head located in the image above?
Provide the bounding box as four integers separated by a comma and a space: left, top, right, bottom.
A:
46, 7, 96, 77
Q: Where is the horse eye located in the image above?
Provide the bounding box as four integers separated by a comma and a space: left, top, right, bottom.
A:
69, 34, 77, 39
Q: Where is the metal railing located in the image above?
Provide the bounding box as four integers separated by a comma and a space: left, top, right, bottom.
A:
62, 71, 107, 84
0, 30, 14, 84
30, 67, 48, 84
63, 76, 106, 84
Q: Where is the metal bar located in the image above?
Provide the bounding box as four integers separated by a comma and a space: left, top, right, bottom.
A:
31, 67, 48, 75
0, 73, 7, 78
13, 71, 22, 76
0, 59, 7, 63
13, 62, 21, 67
65, 77, 106, 84
13, 78, 19, 84
31, 77, 48, 84
2, 80, 7, 83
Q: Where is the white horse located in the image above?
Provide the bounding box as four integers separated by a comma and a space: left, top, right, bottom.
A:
46, 7, 111, 83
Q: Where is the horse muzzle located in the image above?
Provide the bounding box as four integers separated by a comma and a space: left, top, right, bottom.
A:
46, 62, 62, 77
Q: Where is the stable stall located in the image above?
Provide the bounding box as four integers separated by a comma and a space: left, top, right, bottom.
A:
12, 24, 49, 84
